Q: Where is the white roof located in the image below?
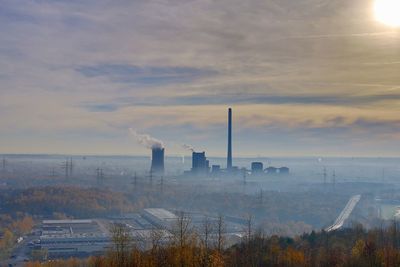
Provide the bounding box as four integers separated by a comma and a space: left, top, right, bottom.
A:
130, 229, 172, 239
144, 208, 178, 220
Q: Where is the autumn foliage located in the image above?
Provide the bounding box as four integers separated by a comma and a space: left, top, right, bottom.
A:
1, 186, 134, 217
24, 222, 400, 267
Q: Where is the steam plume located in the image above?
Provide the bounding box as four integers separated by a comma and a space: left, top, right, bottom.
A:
182, 144, 194, 152
129, 128, 164, 149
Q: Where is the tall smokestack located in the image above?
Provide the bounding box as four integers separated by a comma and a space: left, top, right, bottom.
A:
227, 108, 232, 170
151, 147, 165, 175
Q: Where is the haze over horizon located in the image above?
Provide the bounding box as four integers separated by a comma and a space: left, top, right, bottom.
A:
1, 0, 400, 157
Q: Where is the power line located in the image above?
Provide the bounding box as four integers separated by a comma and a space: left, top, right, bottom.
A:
50, 167, 57, 178
2, 158, 6, 172
96, 168, 104, 185
148, 170, 153, 186
332, 170, 336, 188
133, 172, 137, 187
69, 158, 73, 176
160, 175, 164, 193
61, 159, 70, 179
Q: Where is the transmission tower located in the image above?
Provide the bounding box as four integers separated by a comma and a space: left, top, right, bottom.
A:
61, 159, 70, 179
134, 172, 137, 187
96, 168, 104, 185
159, 175, 164, 193
69, 158, 73, 176
131, 172, 138, 190
50, 167, 57, 178
1, 157, 6, 179
148, 170, 153, 186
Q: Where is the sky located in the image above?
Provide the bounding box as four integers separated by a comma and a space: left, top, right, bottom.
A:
0, 0, 400, 157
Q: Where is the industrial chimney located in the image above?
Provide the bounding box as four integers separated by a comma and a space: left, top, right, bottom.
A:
151, 147, 165, 175
227, 108, 232, 170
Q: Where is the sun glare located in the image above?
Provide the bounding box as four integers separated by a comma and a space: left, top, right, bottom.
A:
374, 0, 400, 27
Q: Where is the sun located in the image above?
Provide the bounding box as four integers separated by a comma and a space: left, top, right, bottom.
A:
374, 0, 400, 27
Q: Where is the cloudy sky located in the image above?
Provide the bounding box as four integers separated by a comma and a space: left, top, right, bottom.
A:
1, 0, 400, 157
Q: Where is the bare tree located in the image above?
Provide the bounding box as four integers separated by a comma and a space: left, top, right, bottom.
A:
110, 223, 132, 267
172, 211, 193, 267
151, 227, 165, 251
215, 214, 225, 253
171, 211, 193, 248
202, 216, 213, 250
150, 227, 168, 267
244, 214, 256, 267
200, 216, 214, 267
246, 214, 253, 242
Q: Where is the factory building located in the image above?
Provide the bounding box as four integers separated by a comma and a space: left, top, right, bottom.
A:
251, 162, 263, 174
191, 152, 210, 174
151, 147, 164, 175
29, 209, 248, 261
33, 213, 176, 259
37, 220, 111, 259
278, 167, 290, 174
176, 108, 290, 178
130, 229, 173, 250
142, 208, 179, 230
264, 166, 290, 175
211, 165, 221, 175
265, 166, 278, 174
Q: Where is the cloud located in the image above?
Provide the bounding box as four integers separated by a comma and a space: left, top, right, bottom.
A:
83, 103, 119, 112
79, 92, 400, 112
76, 64, 218, 85
1, 0, 400, 156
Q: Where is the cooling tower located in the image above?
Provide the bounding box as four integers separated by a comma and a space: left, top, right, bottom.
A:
151, 147, 164, 174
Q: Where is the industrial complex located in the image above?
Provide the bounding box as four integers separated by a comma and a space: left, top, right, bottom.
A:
28, 208, 246, 260
151, 108, 289, 177
35, 220, 110, 258
3, 108, 291, 264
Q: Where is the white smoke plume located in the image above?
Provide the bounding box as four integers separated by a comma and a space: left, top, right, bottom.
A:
182, 144, 194, 152
129, 128, 164, 149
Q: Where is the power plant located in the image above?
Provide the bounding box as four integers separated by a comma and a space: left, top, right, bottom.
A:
251, 162, 263, 174
140, 107, 289, 177
151, 147, 164, 175
191, 151, 210, 174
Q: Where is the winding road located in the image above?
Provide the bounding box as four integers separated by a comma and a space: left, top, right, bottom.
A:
325, 194, 361, 232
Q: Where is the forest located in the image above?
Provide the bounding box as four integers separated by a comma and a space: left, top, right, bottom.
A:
0, 185, 356, 229
0, 186, 135, 218
0, 214, 34, 260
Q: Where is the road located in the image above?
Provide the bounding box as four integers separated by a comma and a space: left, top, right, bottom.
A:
1, 235, 36, 267
325, 194, 361, 232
